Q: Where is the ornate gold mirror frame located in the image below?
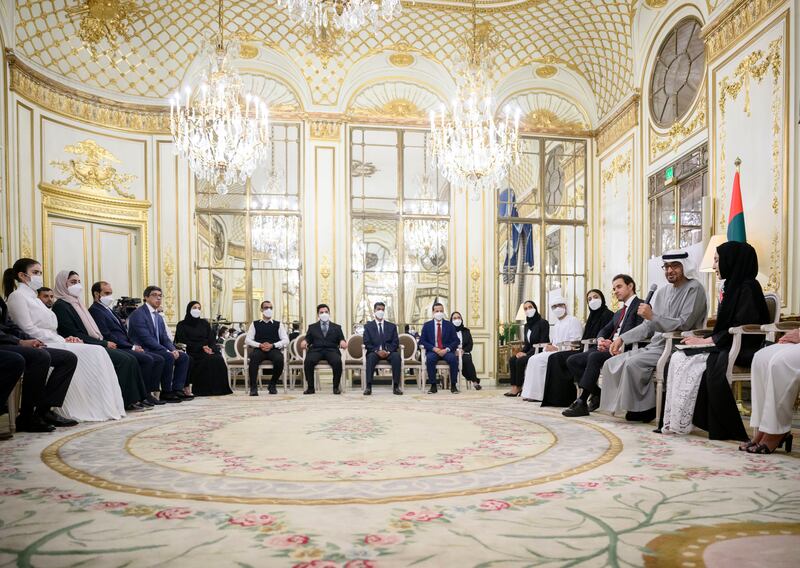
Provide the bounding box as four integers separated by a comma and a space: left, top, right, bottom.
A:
39, 182, 151, 292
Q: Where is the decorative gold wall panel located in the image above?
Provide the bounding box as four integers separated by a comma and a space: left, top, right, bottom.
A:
703, 0, 785, 62
595, 95, 639, 156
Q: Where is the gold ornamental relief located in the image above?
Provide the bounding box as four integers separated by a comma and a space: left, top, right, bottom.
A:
67, 0, 150, 59
703, 0, 784, 62
310, 121, 342, 141
522, 109, 588, 134
534, 65, 558, 78
353, 98, 425, 120
601, 151, 632, 192
162, 249, 176, 322
50, 140, 137, 199
389, 53, 415, 67
595, 95, 639, 156
470, 260, 481, 326
650, 91, 707, 161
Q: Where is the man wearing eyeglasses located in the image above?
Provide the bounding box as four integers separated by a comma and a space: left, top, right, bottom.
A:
598, 250, 707, 423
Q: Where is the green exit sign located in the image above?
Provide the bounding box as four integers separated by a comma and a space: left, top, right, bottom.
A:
664, 166, 675, 185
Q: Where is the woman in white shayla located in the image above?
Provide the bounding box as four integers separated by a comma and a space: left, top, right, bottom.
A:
521, 291, 583, 401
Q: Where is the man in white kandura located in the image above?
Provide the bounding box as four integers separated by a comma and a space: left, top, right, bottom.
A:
521, 289, 582, 401
599, 249, 707, 423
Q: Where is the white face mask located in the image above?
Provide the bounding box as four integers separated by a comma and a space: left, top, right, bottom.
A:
588, 298, 602, 311
433, 312, 444, 321
319, 312, 330, 322
263, 308, 273, 318
190, 308, 202, 318
552, 306, 566, 319
67, 283, 83, 297
99, 295, 115, 307
27, 274, 44, 291
374, 310, 385, 320
452, 319, 462, 327
525, 308, 537, 318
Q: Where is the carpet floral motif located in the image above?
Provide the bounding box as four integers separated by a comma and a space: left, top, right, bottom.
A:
2, 397, 799, 567
306, 416, 389, 442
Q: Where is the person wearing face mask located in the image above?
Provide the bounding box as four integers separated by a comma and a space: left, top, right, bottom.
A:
52, 271, 151, 413
419, 302, 460, 394
0, 261, 78, 433
520, 290, 583, 402
89, 281, 165, 405
660, 242, 769, 441
127, 286, 191, 403
450, 311, 481, 390
216, 326, 230, 345
301, 304, 348, 394
243, 300, 289, 395
174, 301, 233, 397
362, 302, 402, 395
505, 301, 550, 397
4, 259, 125, 422
541, 289, 613, 408
562, 275, 643, 417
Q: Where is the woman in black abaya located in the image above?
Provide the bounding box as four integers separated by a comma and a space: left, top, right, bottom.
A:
174, 301, 233, 397
541, 289, 613, 407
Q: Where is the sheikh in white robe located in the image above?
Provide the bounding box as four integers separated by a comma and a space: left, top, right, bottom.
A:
749, 343, 800, 434
521, 315, 583, 400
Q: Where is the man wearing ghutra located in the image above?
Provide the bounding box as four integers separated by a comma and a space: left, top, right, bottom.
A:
598, 250, 707, 422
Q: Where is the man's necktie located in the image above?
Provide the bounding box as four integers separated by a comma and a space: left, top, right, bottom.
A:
614, 305, 627, 336
378, 323, 384, 350
152, 311, 160, 342
322, 321, 328, 336
436, 322, 443, 349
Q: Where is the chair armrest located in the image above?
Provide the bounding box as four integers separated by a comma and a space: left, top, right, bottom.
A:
581, 339, 597, 346
761, 322, 800, 333
729, 325, 767, 335
662, 331, 684, 340
681, 328, 713, 338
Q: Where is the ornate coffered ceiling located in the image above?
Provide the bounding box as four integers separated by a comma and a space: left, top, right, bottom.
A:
13, 0, 635, 119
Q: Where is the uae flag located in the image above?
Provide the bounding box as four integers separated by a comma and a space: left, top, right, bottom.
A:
727, 168, 746, 242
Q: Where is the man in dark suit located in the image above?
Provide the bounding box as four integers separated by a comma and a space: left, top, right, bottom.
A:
301, 304, 347, 394
419, 302, 460, 394
0, 297, 78, 433
362, 301, 402, 396
88, 281, 165, 405
126, 285, 190, 403
563, 274, 643, 417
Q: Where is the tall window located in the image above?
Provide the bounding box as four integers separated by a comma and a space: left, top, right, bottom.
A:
497, 137, 588, 333
649, 144, 708, 257
350, 127, 450, 331
195, 123, 302, 331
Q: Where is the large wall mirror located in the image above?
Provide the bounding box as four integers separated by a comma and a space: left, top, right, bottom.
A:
195, 123, 302, 333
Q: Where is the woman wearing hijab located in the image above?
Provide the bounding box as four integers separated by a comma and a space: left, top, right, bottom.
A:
661, 241, 769, 440
4, 259, 125, 422
541, 289, 613, 407
174, 301, 233, 396
52, 271, 150, 413
505, 300, 550, 397
450, 311, 481, 390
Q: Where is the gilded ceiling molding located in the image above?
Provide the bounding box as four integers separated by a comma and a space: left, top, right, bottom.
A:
521, 109, 591, 136
644, 0, 668, 7
309, 121, 342, 141
702, 0, 785, 62
7, 50, 170, 133
594, 94, 639, 156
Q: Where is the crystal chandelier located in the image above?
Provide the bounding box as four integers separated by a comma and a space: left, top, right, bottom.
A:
252, 215, 300, 269
170, 0, 270, 195
405, 219, 448, 270
278, 0, 402, 34
428, 0, 520, 195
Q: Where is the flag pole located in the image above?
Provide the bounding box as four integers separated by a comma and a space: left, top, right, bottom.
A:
731, 158, 750, 415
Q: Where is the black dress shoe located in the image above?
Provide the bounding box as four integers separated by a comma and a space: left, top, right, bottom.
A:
333, 388, 342, 395
140, 399, 155, 407
625, 408, 656, 423
268, 385, 278, 395
40, 410, 78, 427
249, 390, 259, 396
303, 389, 316, 395
16, 414, 56, 433
587, 392, 601, 413
146, 395, 166, 406
160, 392, 182, 403
393, 387, 403, 395
125, 404, 147, 413
562, 399, 589, 417
176, 391, 194, 400
474, 383, 482, 391
363, 388, 372, 396
503, 391, 518, 397
427, 384, 438, 394
451, 387, 460, 394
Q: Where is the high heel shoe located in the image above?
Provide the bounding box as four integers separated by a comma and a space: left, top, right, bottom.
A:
747, 433, 793, 454
738, 439, 757, 452
782, 433, 793, 453
503, 391, 517, 397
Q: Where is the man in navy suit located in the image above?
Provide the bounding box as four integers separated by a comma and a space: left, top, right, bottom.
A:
362, 301, 402, 396
419, 302, 460, 394
126, 285, 190, 403
563, 274, 643, 417
88, 281, 165, 405
300, 304, 347, 395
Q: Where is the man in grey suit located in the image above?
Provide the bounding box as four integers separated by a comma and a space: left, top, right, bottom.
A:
362, 302, 402, 396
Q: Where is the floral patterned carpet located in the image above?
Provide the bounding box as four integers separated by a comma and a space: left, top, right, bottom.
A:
2, 390, 799, 567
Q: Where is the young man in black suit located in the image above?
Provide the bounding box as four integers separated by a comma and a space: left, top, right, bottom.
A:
301, 304, 347, 394
362, 301, 402, 396
563, 274, 643, 417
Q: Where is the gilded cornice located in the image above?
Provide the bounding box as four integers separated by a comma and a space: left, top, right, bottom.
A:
7, 49, 170, 133
594, 94, 639, 156
702, 0, 785, 62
